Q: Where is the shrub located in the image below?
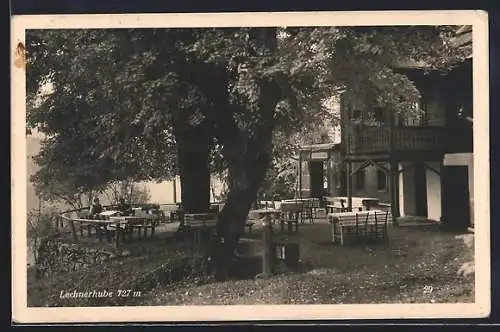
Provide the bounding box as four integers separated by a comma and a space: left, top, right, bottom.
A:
27, 209, 59, 264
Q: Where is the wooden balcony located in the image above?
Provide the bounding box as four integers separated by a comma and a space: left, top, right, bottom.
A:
347, 125, 445, 155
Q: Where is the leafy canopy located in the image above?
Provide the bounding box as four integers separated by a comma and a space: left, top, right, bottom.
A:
26, 26, 468, 198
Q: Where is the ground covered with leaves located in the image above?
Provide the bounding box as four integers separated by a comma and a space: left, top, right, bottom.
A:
27, 222, 474, 306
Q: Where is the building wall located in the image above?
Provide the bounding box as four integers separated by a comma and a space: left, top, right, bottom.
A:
299, 160, 311, 198
398, 163, 405, 216
400, 162, 417, 216
312, 154, 391, 203
425, 161, 442, 221
327, 151, 344, 197
351, 162, 391, 203
397, 161, 443, 220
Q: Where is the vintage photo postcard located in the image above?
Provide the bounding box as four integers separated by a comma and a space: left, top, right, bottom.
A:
11, 10, 490, 323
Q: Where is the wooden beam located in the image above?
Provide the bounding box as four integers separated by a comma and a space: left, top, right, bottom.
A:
422, 163, 441, 176
346, 160, 353, 212
350, 159, 390, 176
350, 160, 371, 176
389, 159, 400, 223
397, 167, 408, 174
298, 155, 302, 199
367, 161, 390, 174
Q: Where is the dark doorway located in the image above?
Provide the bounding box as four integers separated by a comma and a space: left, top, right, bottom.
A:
309, 161, 325, 199
414, 163, 428, 217
441, 166, 470, 231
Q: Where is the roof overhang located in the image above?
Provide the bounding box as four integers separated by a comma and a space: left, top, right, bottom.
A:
299, 142, 340, 152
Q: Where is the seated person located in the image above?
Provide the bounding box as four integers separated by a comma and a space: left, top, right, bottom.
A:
117, 198, 133, 216
89, 197, 103, 216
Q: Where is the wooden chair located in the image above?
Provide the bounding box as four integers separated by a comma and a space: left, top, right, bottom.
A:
300, 200, 315, 224
279, 202, 301, 233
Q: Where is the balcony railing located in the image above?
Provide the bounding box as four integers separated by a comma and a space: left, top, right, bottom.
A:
347, 125, 445, 154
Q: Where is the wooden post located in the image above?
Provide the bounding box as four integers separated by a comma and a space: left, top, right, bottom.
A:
393, 163, 400, 219
344, 110, 353, 212
440, 163, 446, 225
261, 214, 274, 276
388, 107, 399, 225
298, 153, 303, 199
346, 160, 353, 212
151, 218, 156, 239
389, 160, 399, 226
173, 177, 177, 204
115, 223, 121, 248
69, 219, 78, 241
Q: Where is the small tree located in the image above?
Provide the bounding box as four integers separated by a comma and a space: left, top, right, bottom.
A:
102, 179, 151, 205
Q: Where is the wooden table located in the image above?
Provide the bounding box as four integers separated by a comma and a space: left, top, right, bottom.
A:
328, 210, 389, 245
99, 210, 120, 217
282, 198, 320, 223
282, 198, 320, 204
325, 196, 380, 213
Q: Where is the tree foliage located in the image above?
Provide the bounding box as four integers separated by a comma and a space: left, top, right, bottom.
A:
27, 26, 467, 181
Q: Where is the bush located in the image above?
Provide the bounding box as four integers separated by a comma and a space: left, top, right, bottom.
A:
28, 249, 211, 307
140, 203, 161, 211
27, 210, 59, 265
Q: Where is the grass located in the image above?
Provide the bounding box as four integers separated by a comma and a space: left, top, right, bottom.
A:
27, 220, 474, 306
145, 223, 474, 305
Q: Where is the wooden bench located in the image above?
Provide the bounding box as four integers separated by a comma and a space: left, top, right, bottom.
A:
328, 210, 392, 245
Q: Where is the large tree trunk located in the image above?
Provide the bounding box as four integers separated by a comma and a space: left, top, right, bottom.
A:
175, 125, 211, 213
185, 28, 280, 279
212, 81, 279, 280
213, 139, 273, 280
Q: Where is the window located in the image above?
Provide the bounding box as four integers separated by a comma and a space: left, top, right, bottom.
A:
398, 100, 425, 127
355, 169, 365, 191
373, 107, 384, 123
352, 109, 362, 120
377, 169, 388, 191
